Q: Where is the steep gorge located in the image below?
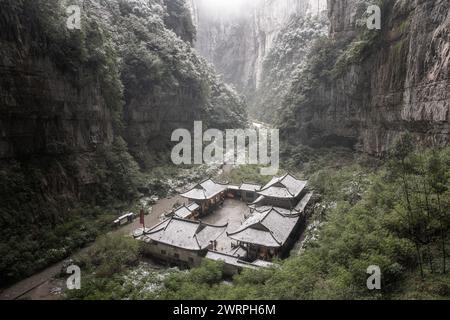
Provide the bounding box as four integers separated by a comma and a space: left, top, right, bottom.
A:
190, 0, 328, 118
193, 0, 449, 154
0, 0, 246, 285
279, 0, 450, 154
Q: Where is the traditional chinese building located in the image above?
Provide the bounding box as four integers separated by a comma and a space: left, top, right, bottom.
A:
252, 173, 308, 209
180, 179, 228, 215
239, 183, 262, 203
135, 173, 314, 270
227, 207, 302, 261
135, 217, 227, 268
171, 203, 200, 220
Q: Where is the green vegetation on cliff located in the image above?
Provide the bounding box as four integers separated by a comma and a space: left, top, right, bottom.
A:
249, 13, 328, 123
67, 143, 450, 300
0, 0, 247, 286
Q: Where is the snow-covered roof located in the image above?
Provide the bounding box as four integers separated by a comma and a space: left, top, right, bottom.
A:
251, 205, 294, 216
205, 251, 253, 268
249, 192, 314, 216
227, 208, 300, 248
240, 183, 261, 192
172, 203, 200, 219
205, 251, 275, 269
251, 195, 266, 205
180, 179, 227, 200
173, 206, 193, 219
139, 218, 227, 251
258, 173, 307, 199
187, 202, 200, 211
294, 192, 314, 212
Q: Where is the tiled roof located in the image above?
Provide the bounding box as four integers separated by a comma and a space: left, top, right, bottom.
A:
172, 203, 200, 219
251, 205, 294, 216
294, 192, 314, 212
251, 195, 265, 205
258, 173, 307, 199
258, 186, 293, 198
180, 179, 227, 200
187, 202, 200, 211
227, 208, 300, 248
173, 206, 194, 219
139, 217, 227, 251
240, 183, 261, 192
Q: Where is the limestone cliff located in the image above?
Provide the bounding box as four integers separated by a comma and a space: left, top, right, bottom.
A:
0, 0, 247, 285
0, 0, 120, 201
191, 0, 328, 101
250, 10, 328, 121
94, 0, 247, 167
280, 0, 450, 155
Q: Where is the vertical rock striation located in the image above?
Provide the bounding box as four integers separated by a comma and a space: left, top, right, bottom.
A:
281, 0, 450, 155
0, 0, 247, 285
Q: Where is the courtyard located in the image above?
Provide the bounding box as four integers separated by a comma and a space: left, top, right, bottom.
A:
201, 199, 250, 254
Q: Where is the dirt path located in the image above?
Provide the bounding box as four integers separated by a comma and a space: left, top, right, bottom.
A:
0, 163, 235, 300
0, 194, 185, 300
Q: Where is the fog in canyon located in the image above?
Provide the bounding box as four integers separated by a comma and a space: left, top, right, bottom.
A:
189, 0, 329, 120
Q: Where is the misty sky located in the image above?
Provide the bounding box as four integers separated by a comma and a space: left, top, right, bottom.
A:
193, 0, 262, 17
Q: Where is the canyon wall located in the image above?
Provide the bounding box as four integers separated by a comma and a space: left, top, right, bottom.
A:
190, 0, 328, 99
0, 0, 119, 204
280, 0, 450, 155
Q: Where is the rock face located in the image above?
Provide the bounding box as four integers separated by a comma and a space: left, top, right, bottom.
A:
190, 0, 328, 98
163, 0, 196, 44
0, 0, 247, 285
0, 56, 113, 160
0, 0, 117, 201
0, 0, 247, 167
109, 0, 247, 166
281, 0, 450, 155
249, 10, 329, 121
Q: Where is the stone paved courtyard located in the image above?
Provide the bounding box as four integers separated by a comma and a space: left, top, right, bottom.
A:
202, 199, 250, 253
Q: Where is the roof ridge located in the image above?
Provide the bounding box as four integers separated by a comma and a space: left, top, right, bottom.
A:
163, 217, 174, 231
268, 229, 282, 245
259, 209, 274, 224
144, 217, 171, 235
271, 208, 299, 218
285, 187, 295, 197
193, 232, 202, 250
270, 207, 284, 215
198, 177, 213, 184
228, 210, 269, 236
210, 178, 228, 186
171, 216, 198, 224
170, 216, 227, 229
